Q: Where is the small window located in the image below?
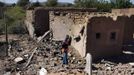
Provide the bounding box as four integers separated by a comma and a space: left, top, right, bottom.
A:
96, 33, 101, 39
110, 32, 116, 40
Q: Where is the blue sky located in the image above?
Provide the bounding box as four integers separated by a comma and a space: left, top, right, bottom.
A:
1, 0, 134, 4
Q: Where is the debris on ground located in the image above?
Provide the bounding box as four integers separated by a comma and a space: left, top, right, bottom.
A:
0, 34, 86, 75
1, 34, 134, 75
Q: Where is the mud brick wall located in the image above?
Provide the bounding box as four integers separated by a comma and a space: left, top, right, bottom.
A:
25, 8, 49, 38
123, 15, 134, 43
34, 8, 49, 37
25, 8, 97, 38
50, 11, 126, 58
112, 8, 134, 16
50, 11, 134, 58
25, 8, 134, 58
87, 16, 125, 58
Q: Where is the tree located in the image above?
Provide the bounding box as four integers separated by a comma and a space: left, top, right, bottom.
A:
97, 0, 112, 12
46, 0, 58, 7
57, 2, 73, 7
110, 0, 133, 8
17, 0, 30, 7
4, 6, 27, 34
0, 1, 5, 7
74, 0, 98, 8
31, 1, 41, 7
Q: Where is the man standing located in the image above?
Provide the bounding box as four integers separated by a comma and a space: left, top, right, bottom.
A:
61, 35, 71, 65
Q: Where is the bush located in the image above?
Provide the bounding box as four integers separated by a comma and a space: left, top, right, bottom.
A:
8, 22, 28, 34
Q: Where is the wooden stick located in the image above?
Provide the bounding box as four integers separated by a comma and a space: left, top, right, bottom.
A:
37, 30, 51, 43
24, 30, 51, 68
24, 47, 37, 68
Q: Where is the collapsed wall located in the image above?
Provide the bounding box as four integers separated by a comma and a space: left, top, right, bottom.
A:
50, 11, 88, 57
25, 7, 134, 58
25, 8, 97, 38
50, 12, 124, 57
50, 11, 134, 58
25, 7, 49, 38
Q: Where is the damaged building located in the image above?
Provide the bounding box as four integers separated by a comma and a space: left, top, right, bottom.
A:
25, 7, 134, 58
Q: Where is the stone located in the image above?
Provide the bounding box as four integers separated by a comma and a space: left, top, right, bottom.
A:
68, 52, 72, 57
39, 67, 47, 75
106, 66, 111, 71
4, 72, 11, 75
16, 71, 21, 75
14, 57, 24, 63
123, 51, 134, 54
72, 57, 75, 60
17, 48, 23, 52
129, 62, 134, 66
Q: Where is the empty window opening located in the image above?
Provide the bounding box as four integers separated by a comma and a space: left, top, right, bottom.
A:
96, 33, 101, 39
80, 26, 85, 36
74, 36, 81, 42
110, 32, 116, 40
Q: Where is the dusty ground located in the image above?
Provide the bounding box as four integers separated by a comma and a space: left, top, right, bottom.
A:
1, 34, 134, 75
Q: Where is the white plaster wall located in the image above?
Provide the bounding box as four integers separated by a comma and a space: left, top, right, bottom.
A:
50, 13, 73, 40
50, 12, 88, 57
25, 10, 35, 38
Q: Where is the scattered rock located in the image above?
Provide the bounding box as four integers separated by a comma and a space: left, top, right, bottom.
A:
129, 62, 134, 66
4, 72, 11, 75
16, 71, 21, 75
39, 67, 47, 75
14, 57, 24, 63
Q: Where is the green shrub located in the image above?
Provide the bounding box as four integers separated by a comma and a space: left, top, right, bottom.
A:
8, 23, 27, 34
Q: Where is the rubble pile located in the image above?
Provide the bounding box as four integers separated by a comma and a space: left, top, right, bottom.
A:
92, 60, 134, 75
1, 35, 134, 75
0, 34, 86, 75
